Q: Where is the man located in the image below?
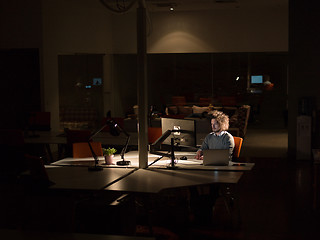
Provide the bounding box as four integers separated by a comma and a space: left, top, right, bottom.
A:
195, 110, 235, 160
191, 110, 235, 225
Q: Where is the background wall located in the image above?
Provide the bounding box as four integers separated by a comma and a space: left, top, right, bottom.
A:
112, 4, 288, 53
42, 0, 113, 131
0, 0, 42, 129
110, 3, 288, 117
288, 0, 320, 157
1, 0, 290, 136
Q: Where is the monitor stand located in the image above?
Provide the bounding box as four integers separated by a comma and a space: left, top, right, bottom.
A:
167, 138, 178, 170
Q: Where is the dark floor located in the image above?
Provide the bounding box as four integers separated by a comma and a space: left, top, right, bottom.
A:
136, 157, 320, 240
180, 126, 320, 240
2, 126, 320, 240
208, 158, 320, 240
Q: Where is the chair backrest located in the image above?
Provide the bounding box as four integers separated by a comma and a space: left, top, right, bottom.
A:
148, 127, 162, 144
28, 112, 51, 131
73, 142, 103, 158
233, 136, 243, 158
65, 129, 92, 144
64, 129, 92, 157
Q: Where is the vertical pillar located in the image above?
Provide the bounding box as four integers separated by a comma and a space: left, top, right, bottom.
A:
137, 1, 148, 168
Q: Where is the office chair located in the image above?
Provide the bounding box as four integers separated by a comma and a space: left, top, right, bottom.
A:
28, 111, 51, 131
63, 129, 92, 157
148, 127, 162, 144
233, 136, 243, 159
72, 142, 103, 158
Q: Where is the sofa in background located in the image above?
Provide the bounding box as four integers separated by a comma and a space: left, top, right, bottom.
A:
59, 108, 98, 130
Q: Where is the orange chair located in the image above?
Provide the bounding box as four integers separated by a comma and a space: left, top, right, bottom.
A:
148, 127, 163, 144
63, 129, 92, 157
233, 136, 243, 159
73, 142, 103, 158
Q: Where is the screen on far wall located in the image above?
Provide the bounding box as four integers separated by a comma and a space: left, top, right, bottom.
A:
251, 75, 263, 84
93, 78, 102, 85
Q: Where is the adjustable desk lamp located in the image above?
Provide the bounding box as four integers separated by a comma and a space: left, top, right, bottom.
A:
87, 119, 131, 171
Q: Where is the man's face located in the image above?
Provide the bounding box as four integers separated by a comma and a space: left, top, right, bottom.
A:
211, 118, 221, 133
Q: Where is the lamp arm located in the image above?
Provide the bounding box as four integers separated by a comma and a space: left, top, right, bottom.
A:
121, 135, 130, 160
116, 124, 130, 160
149, 129, 172, 152
87, 123, 111, 169
88, 122, 110, 141
87, 140, 99, 166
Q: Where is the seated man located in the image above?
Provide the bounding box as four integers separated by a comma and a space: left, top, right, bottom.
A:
195, 110, 235, 160
191, 110, 235, 225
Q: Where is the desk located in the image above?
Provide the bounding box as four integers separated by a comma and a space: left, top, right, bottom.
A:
24, 132, 67, 163
45, 155, 249, 232
46, 166, 135, 190
24, 131, 138, 162
46, 164, 243, 193
50, 151, 254, 171
105, 168, 243, 193
50, 151, 160, 168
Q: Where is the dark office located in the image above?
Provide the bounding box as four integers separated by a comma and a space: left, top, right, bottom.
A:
1, 0, 320, 239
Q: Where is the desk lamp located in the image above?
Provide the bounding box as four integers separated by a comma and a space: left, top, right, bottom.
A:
87, 119, 131, 171
113, 122, 131, 166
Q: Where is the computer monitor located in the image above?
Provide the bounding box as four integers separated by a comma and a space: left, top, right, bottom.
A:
161, 118, 196, 149
250, 75, 263, 84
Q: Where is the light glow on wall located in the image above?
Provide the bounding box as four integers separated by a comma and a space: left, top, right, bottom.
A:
149, 31, 214, 53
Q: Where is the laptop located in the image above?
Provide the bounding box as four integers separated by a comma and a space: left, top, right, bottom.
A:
202, 149, 230, 166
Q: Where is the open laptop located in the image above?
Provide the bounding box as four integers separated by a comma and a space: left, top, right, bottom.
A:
202, 149, 230, 166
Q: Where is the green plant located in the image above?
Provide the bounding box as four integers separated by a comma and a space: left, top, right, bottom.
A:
102, 147, 117, 156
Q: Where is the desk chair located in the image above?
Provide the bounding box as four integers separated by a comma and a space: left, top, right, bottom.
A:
28, 112, 51, 131
148, 127, 162, 144
63, 129, 92, 157
73, 142, 103, 158
233, 136, 243, 160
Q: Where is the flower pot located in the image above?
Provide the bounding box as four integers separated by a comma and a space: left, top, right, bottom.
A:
104, 155, 114, 165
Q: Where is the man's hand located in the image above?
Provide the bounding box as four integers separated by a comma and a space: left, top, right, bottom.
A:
195, 150, 203, 160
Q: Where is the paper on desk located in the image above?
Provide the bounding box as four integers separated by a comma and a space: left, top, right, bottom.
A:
150, 159, 202, 167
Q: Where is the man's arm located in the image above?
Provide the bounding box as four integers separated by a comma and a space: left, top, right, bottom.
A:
195, 134, 209, 160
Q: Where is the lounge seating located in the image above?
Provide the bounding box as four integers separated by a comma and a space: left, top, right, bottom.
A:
59, 108, 98, 130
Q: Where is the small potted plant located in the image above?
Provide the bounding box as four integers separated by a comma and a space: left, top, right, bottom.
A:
102, 147, 117, 165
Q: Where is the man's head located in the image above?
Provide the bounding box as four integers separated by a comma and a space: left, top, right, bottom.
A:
210, 110, 229, 133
